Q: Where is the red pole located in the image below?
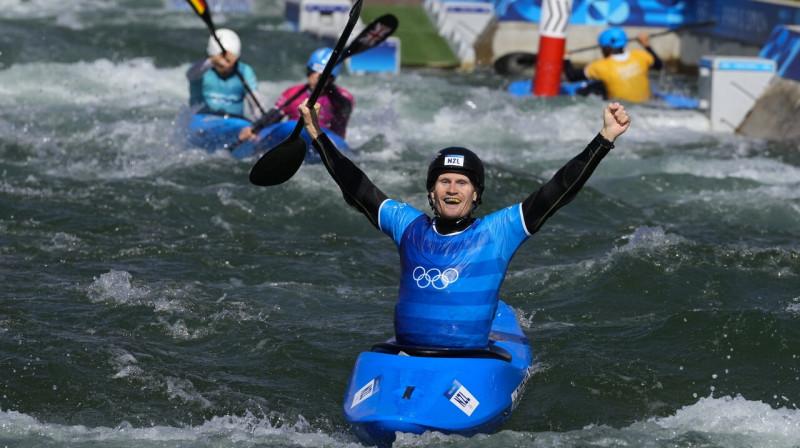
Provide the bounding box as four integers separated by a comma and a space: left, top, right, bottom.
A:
533, 0, 573, 96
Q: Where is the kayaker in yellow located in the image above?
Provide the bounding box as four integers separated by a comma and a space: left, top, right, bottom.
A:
564, 27, 663, 103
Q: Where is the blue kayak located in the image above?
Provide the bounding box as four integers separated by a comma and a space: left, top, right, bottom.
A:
508, 79, 700, 109
186, 113, 351, 161
343, 300, 534, 446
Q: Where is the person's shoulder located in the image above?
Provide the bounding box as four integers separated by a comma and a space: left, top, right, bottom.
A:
284, 84, 307, 94
336, 85, 355, 100
587, 57, 606, 68
383, 199, 420, 213
381, 200, 425, 220
631, 48, 655, 63
481, 203, 525, 224
276, 84, 305, 100
378, 200, 426, 233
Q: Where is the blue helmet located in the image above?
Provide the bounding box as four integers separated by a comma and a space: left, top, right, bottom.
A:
307, 47, 341, 78
598, 27, 627, 50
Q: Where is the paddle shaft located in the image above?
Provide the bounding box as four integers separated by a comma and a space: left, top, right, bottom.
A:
227, 12, 397, 152
186, 0, 268, 116
568, 20, 717, 55
224, 87, 308, 153
248, 0, 364, 186
288, 0, 364, 140
259, 12, 397, 132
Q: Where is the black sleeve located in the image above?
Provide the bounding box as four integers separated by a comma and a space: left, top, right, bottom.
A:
645, 46, 663, 71
521, 133, 614, 235
327, 85, 353, 118
563, 59, 588, 82
311, 134, 388, 229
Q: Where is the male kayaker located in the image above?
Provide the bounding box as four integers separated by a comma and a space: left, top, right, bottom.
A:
253, 47, 354, 139
187, 28, 265, 143
296, 100, 631, 349
563, 27, 663, 103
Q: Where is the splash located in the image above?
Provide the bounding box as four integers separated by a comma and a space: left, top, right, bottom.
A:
87, 270, 150, 305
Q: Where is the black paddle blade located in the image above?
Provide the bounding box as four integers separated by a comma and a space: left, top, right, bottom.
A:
249, 0, 363, 187
249, 138, 307, 186
343, 14, 398, 59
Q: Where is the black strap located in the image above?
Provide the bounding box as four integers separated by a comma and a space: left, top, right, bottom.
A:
370, 341, 512, 363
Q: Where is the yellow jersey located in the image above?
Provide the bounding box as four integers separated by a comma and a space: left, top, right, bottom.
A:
584, 49, 655, 103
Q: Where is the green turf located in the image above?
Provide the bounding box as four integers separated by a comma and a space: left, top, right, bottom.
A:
362, 5, 459, 67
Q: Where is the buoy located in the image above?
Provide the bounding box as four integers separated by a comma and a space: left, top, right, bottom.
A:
533, 0, 572, 96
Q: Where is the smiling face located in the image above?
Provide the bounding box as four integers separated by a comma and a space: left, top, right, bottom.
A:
429, 172, 478, 220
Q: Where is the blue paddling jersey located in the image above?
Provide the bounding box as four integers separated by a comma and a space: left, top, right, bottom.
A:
188, 61, 258, 117
379, 200, 530, 348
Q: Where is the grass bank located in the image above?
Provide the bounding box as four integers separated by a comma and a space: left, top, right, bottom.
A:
361, 5, 459, 67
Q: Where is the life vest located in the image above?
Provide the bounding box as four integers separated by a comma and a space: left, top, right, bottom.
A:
584, 49, 655, 103
189, 61, 258, 116
379, 200, 529, 348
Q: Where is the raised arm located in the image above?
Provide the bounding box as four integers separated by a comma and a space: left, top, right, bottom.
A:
522, 102, 630, 235
635, 33, 663, 71
186, 58, 212, 81
298, 100, 388, 229
599, 102, 631, 142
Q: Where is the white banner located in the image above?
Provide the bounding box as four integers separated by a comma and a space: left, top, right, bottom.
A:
540, 0, 573, 38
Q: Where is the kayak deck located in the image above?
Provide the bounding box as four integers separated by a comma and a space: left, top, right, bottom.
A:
508, 79, 700, 109
343, 301, 533, 446
185, 113, 351, 161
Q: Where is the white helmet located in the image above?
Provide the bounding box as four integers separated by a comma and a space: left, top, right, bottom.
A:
207, 28, 241, 58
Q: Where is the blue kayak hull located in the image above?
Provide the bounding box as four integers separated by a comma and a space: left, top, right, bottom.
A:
508, 79, 700, 109
186, 113, 252, 153
343, 301, 534, 447
186, 114, 351, 161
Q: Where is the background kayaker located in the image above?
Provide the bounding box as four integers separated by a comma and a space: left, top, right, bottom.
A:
253, 47, 354, 139
295, 99, 631, 349
186, 28, 265, 143
563, 26, 663, 103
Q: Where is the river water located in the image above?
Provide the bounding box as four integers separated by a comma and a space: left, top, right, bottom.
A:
2, 1, 800, 447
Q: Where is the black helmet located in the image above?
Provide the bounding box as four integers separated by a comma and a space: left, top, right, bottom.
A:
426, 147, 485, 204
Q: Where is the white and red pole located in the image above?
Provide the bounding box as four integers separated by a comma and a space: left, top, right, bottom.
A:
532, 0, 573, 96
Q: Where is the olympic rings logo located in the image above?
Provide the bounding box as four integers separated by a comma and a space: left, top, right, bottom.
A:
412, 266, 459, 289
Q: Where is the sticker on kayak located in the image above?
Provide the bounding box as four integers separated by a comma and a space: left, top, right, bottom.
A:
351, 375, 381, 408
511, 365, 534, 408
444, 380, 479, 416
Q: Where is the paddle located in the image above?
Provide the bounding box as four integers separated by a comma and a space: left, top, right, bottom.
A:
248, 13, 398, 136
185, 0, 268, 116
493, 20, 716, 75
248, 0, 364, 187
226, 12, 397, 155
567, 20, 717, 55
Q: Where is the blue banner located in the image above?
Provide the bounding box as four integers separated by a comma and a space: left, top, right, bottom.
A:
493, 0, 800, 47
494, 0, 687, 26
686, 0, 800, 46
760, 25, 800, 82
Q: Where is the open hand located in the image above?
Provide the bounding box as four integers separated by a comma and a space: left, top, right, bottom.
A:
635, 33, 651, 48
238, 126, 258, 142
